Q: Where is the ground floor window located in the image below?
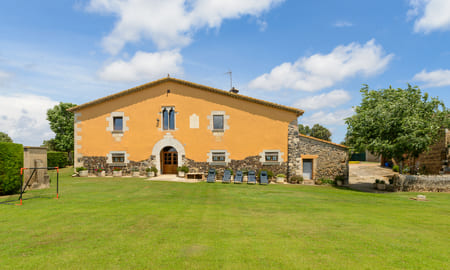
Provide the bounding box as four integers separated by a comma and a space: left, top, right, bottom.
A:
107, 151, 129, 165
260, 150, 283, 165
208, 150, 230, 165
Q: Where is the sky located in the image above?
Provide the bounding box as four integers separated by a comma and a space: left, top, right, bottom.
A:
0, 0, 449, 146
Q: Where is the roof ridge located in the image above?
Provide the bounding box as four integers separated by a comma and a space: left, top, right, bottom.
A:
298, 133, 348, 148
68, 77, 304, 116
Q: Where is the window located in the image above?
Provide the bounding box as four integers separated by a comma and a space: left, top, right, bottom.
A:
265, 152, 279, 162
113, 117, 123, 131
208, 111, 229, 133
162, 107, 176, 130
112, 153, 125, 163
212, 152, 226, 162
259, 150, 283, 164
208, 150, 230, 165
213, 115, 224, 130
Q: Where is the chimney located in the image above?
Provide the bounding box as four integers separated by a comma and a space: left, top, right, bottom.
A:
229, 87, 239, 94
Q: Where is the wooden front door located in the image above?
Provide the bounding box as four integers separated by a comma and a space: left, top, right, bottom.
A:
161, 147, 178, 174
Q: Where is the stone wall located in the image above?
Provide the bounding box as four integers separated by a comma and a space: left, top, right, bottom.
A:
184, 156, 287, 179
291, 134, 349, 183
404, 129, 449, 174
393, 174, 450, 192
79, 156, 153, 175
23, 146, 49, 189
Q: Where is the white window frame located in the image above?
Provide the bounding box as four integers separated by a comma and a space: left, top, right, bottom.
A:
259, 150, 284, 165
207, 150, 231, 165
107, 151, 130, 166
207, 111, 229, 133
159, 106, 178, 131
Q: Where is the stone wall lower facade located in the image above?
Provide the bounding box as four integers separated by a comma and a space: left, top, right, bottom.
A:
184, 156, 287, 179
79, 156, 154, 175
393, 174, 450, 192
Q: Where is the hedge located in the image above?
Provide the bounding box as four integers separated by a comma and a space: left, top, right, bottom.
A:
0, 142, 23, 195
47, 151, 68, 168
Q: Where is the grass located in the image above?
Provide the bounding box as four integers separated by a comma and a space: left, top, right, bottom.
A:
1, 167, 449, 269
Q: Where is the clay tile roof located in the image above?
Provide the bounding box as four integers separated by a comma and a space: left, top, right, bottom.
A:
67, 77, 304, 116
298, 133, 348, 149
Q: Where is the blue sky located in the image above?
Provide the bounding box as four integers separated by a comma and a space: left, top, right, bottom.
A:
0, 0, 449, 146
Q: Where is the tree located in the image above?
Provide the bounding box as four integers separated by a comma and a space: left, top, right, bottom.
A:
0, 132, 13, 143
41, 139, 57, 151
345, 85, 448, 173
298, 124, 332, 141
46, 102, 77, 154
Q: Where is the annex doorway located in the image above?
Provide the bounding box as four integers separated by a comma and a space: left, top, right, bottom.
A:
161, 146, 178, 174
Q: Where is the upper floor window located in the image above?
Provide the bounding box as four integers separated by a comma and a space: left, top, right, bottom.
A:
162, 107, 176, 130
213, 115, 224, 131
113, 116, 123, 131
208, 111, 229, 133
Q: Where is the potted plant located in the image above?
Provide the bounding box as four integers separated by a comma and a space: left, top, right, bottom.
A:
276, 173, 286, 183
177, 166, 189, 177
113, 167, 122, 177
335, 175, 345, 186
148, 166, 158, 177
96, 168, 105, 177
374, 179, 380, 189
290, 175, 303, 184
145, 167, 152, 177
131, 167, 140, 177
76, 167, 88, 177
242, 169, 249, 182
377, 180, 386, 190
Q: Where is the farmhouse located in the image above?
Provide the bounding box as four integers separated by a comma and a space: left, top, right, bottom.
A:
68, 77, 348, 182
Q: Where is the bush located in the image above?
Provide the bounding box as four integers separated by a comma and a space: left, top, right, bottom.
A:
258, 170, 273, 178
150, 166, 158, 173
177, 166, 189, 173
316, 178, 334, 185
76, 167, 86, 172
47, 151, 68, 168
0, 142, 24, 195
393, 165, 399, 172
290, 175, 303, 184
276, 174, 286, 178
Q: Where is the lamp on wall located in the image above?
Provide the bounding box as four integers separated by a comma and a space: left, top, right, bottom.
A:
166, 89, 170, 96
156, 118, 160, 127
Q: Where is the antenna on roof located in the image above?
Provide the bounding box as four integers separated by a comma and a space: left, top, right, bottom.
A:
225, 70, 232, 89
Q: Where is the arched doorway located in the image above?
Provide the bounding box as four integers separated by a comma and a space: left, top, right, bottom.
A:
161, 146, 178, 174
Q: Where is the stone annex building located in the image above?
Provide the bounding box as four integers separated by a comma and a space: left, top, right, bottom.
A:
68, 77, 348, 182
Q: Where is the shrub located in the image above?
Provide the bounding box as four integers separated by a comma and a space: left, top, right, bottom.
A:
150, 166, 158, 173
145, 167, 151, 172
226, 168, 233, 175
0, 142, 23, 195
113, 167, 122, 171
177, 166, 189, 173
375, 179, 380, 184
316, 178, 334, 185
258, 170, 272, 178
76, 167, 86, 172
335, 175, 345, 182
392, 165, 399, 172
276, 174, 286, 178
290, 175, 303, 184
47, 151, 68, 168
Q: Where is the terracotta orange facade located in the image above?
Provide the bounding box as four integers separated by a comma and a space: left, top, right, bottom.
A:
69, 77, 303, 176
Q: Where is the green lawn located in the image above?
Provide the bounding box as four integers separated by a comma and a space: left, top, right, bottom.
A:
1, 168, 449, 269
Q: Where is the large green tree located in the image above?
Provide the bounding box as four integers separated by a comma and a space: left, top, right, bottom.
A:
46, 102, 77, 154
0, 132, 13, 143
298, 124, 332, 141
345, 85, 448, 172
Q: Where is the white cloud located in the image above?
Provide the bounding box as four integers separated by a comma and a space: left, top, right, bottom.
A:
87, 0, 284, 54
413, 69, 450, 87
0, 70, 12, 85
99, 50, 183, 82
333, 20, 353, 27
0, 94, 58, 146
248, 39, 393, 92
409, 0, 450, 33
294, 89, 351, 110
301, 108, 354, 126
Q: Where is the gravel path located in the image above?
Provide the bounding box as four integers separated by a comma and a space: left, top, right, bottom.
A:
348, 163, 397, 193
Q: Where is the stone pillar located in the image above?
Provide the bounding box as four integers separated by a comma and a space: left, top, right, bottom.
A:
287, 119, 301, 180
